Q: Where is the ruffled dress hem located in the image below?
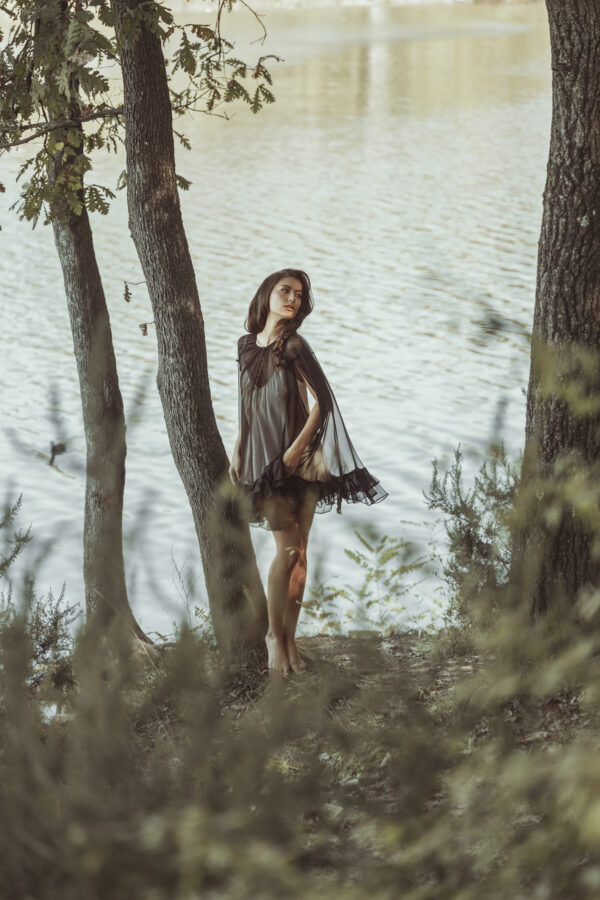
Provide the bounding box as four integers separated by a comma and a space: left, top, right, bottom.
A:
238, 450, 388, 531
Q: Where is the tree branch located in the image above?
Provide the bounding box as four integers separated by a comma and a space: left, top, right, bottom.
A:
1, 106, 124, 148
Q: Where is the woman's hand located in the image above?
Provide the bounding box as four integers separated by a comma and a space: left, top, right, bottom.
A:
282, 444, 303, 477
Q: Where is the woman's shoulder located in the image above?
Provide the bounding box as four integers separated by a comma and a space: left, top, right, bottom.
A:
236, 333, 254, 366
283, 330, 311, 359
237, 333, 254, 356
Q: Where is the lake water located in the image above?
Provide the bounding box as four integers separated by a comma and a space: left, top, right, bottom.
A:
0, 1, 550, 637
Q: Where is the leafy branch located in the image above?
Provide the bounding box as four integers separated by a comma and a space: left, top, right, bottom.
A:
1, 0, 280, 227
1, 105, 124, 148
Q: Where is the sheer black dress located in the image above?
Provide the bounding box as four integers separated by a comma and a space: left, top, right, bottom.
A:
235, 330, 388, 531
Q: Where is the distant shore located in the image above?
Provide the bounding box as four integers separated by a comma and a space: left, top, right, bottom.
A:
180, 0, 542, 10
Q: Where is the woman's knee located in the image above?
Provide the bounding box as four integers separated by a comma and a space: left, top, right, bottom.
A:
279, 543, 302, 572
276, 538, 308, 572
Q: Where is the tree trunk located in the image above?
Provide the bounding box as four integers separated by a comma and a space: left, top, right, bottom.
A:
51, 154, 152, 644
510, 0, 600, 617
111, 0, 268, 661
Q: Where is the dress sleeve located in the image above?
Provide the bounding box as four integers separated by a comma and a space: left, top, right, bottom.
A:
285, 332, 329, 442
283, 331, 388, 512
284, 333, 348, 476
237, 336, 250, 449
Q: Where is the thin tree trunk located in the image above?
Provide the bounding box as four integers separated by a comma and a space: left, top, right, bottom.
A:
510, 0, 600, 617
111, 0, 268, 660
51, 151, 151, 644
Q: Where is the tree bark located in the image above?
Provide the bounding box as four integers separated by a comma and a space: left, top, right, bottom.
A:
111, 0, 268, 661
510, 0, 600, 617
51, 152, 151, 644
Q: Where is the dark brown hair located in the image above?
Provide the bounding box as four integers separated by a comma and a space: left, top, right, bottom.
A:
245, 269, 314, 368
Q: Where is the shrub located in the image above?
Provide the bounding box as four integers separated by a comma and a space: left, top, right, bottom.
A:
423, 440, 521, 652
0, 495, 79, 694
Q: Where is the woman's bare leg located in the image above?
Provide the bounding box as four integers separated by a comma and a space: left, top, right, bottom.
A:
283, 486, 319, 673
282, 550, 307, 672
266, 511, 302, 676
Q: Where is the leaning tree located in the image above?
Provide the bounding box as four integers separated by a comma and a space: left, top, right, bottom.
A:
110, 0, 280, 659
0, 0, 152, 641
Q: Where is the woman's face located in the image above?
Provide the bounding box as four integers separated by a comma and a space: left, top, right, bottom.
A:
269, 276, 303, 322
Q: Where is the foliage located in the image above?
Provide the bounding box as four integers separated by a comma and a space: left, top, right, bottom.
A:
0, 0, 279, 226
302, 526, 431, 635
3, 437, 600, 895
2, 529, 600, 896
0, 581, 79, 692
0, 496, 80, 692
0, 494, 31, 578
423, 440, 521, 647
0, 0, 118, 224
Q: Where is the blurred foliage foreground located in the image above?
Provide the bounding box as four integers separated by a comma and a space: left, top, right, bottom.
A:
3, 443, 600, 899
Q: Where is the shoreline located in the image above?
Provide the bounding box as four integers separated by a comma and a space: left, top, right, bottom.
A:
179, 0, 543, 9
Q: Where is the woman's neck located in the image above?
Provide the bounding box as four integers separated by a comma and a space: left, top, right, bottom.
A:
257, 321, 283, 346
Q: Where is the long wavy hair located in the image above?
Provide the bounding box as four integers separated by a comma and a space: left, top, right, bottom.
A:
245, 268, 314, 369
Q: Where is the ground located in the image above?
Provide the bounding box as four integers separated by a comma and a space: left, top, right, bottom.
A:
209, 629, 591, 890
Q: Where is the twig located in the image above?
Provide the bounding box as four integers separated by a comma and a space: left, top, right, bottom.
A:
236, 0, 267, 45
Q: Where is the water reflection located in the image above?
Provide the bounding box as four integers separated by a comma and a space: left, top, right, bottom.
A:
176, 3, 548, 116
1, 2, 550, 635
269, 15, 546, 119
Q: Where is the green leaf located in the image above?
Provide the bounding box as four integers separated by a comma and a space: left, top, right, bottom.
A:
175, 174, 192, 191
259, 84, 275, 105
66, 195, 83, 216
97, 4, 115, 29
189, 24, 215, 42
56, 68, 72, 99
224, 79, 250, 105
173, 130, 191, 150
176, 31, 196, 76
66, 128, 83, 148
85, 183, 114, 215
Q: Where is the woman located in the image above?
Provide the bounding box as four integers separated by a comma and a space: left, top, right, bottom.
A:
229, 269, 388, 676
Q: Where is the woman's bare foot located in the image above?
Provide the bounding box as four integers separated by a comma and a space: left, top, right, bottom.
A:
265, 632, 291, 677
284, 634, 307, 674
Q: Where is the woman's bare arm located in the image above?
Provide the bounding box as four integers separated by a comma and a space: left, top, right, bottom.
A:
287, 368, 320, 458
229, 432, 243, 484
290, 402, 321, 457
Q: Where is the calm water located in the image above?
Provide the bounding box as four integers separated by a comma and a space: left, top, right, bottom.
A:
0, 2, 550, 636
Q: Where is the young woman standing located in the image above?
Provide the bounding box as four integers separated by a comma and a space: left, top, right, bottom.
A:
229, 269, 388, 676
